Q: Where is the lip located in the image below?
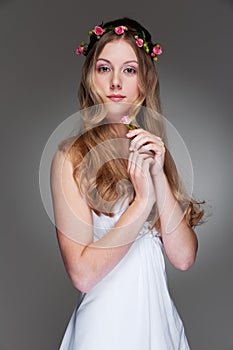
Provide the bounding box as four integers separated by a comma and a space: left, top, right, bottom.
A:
107, 95, 126, 102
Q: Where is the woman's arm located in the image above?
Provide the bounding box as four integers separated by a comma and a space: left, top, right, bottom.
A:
126, 128, 198, 270
152, 171, 198, 270
51, 150, 155, 293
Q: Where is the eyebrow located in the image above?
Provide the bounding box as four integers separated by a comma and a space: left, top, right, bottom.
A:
96, 58, 138, 65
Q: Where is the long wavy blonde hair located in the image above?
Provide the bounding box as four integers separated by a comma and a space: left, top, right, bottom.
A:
59, 18, 204, 230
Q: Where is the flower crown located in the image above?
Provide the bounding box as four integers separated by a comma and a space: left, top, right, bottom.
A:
76, 25, 162, 62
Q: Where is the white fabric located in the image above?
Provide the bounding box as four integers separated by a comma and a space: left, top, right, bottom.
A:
59, 204, 190, 350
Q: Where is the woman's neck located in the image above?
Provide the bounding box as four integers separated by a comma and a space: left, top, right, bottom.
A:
111, 123, 129, 138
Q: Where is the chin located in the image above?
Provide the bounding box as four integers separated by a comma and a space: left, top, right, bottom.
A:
104, 101, 131, 124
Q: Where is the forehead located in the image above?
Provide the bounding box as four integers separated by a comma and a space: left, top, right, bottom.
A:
97, 39, 138, 62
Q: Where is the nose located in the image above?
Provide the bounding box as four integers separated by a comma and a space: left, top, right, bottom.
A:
110, 71, 122, 90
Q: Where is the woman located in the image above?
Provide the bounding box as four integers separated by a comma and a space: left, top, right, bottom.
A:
51, 17, 204, 349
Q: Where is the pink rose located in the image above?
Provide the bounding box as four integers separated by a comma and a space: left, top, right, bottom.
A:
120, 115, 131, 125
135, 38, 144, 47
76, 46, 84, 55
153, 45, 162, 55
114, 26, 127, 35
94, 26, 104, 36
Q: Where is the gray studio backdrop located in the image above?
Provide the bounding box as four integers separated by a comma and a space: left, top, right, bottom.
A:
1, 0, 233, 349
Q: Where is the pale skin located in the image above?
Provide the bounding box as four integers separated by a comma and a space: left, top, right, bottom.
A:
51, 39, 198, 294
126, 128, 198, 269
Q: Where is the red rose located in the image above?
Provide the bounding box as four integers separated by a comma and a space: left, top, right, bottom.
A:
135, 38, 144, 47
76, 46, 84, 55
93, 26, 104, 36
153, 45, 162, 55
115, 26, 127, 35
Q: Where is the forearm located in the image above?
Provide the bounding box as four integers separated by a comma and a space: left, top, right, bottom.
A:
153, 171, 198, 270
78, 198, 153, 292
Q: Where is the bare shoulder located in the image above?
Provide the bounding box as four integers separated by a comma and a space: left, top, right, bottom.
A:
50, 149, 93, 250
50, 149, 94, 290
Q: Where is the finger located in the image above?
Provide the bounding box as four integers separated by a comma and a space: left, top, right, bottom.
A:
129, 151, 149, 186
126, 128, 144, 138
126, 128, 163, 142
139, 157, 154, 196
127, 150, 133, 173
128, 149, 140, 175
138, 143, 165, 155
135, 153, 154, 183
129, 133, 148, 151
130, 150, 142, 178
143, 156, 154, 172
129, 135, 164, 151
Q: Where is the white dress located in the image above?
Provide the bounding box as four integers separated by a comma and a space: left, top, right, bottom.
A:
59, 202, 190, 350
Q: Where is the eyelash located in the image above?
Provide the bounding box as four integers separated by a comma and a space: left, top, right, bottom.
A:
124, 67, 137, 74
96, 66, 137, 74
97, 66, 110, 73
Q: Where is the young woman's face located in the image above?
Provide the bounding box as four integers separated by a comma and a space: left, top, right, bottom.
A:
94, 39, 140, 118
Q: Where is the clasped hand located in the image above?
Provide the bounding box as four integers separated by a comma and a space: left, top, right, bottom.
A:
126, 128, 165, 177
126, 128, 166, 205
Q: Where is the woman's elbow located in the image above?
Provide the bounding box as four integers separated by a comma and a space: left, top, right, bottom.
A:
69, 270, 91, 293
178, 259, 195, 271
176, 254, 197, 271
178, 239, 198, 271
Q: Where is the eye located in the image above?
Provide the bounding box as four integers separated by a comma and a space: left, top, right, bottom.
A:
96, 66, 111, 73
124, 67, 137, 74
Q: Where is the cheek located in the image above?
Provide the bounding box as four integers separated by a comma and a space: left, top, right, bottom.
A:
129, 79, 140, 97
94, 75, 101, 89
94, 74, 106, 90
